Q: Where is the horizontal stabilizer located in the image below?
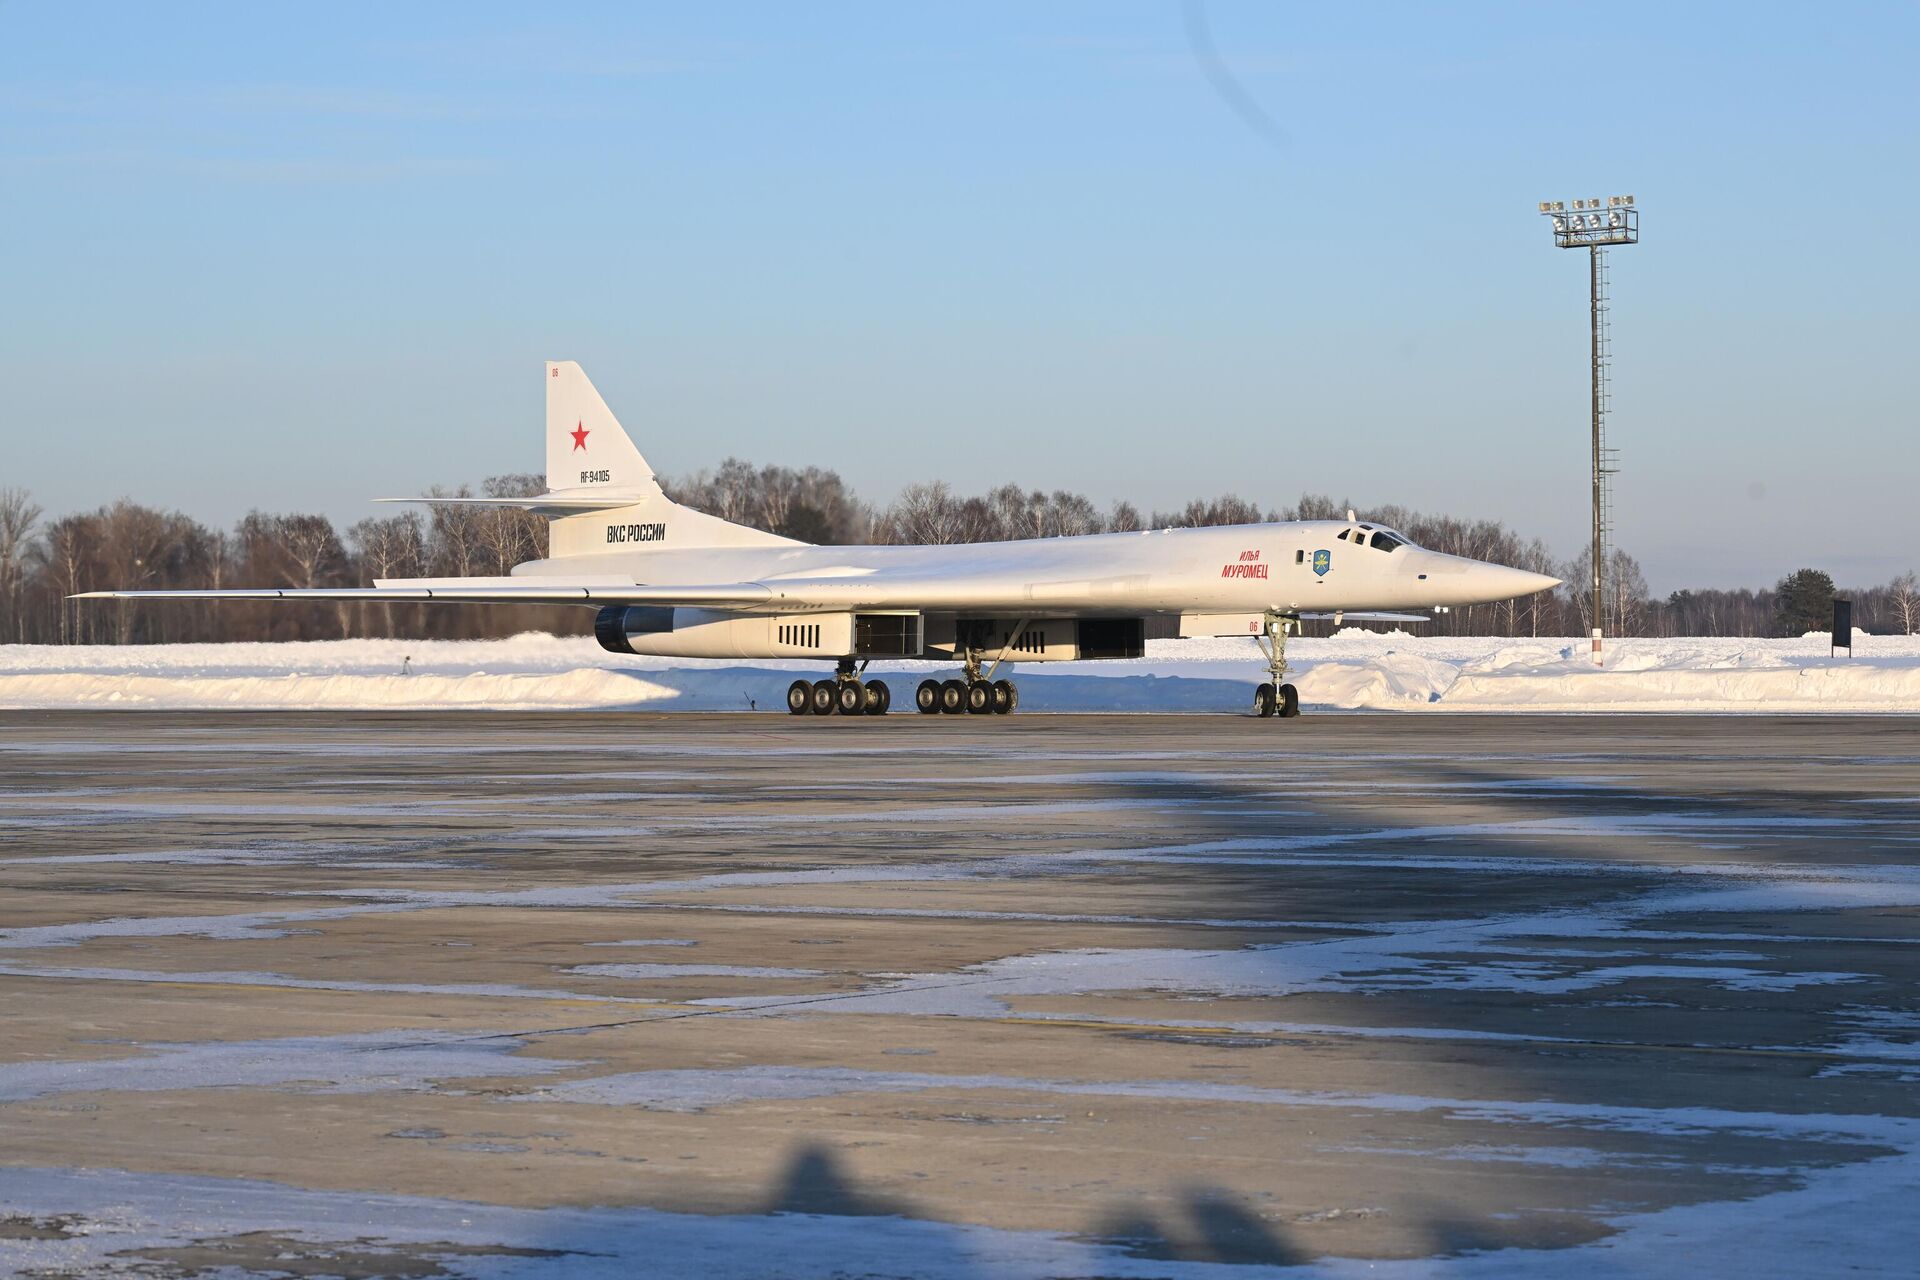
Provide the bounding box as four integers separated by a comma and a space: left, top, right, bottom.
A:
375, 493, 646, 515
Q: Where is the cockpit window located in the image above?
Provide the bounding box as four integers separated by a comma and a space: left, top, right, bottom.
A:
1370, 530, 1405, 551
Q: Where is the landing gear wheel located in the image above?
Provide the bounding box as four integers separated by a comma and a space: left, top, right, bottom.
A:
965, 680, 994, 715
1278, 683, 1300, 718
916, 679, 942, 714
1253, 683, 1276, 718
809, 679, 837, 716
991, 679, 1016, 715
864, 680, 891, 716
939, 679, 967, 715
835, 679, 866, 716
786, 679, 812, 715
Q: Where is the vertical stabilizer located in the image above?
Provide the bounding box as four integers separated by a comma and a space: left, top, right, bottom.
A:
540, 360, 805, 557
546, 361, 662, 497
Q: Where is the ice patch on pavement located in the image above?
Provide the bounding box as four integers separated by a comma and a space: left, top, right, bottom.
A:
0, 905, 419, 950
513, 1064, 1920, 1147
568, 963, 826, 980
0, 1032, 574, 1102
705, 939, 1868, 1019
583, 938, 701, 948
683, 866, 1913, 1016
0, 962, 659, 1003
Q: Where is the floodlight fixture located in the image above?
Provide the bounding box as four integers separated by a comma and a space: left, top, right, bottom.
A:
1541, 194, 1638, 248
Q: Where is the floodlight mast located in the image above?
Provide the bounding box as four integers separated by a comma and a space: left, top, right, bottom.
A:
1537, 196, 1638, 665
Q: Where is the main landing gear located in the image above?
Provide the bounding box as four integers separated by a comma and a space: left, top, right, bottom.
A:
916, 677, 1017, 716
786, 660, 890, 716
1253, 611, 1301, 719
914, 646, 1018, 716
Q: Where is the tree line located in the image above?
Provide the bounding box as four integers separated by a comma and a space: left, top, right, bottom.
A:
1, 467, 1913, 645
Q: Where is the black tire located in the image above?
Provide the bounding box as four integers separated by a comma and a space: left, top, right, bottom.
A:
915, 679, 941, 714
865, 680, 891, 715
991, 679, 1015, 715
809, 679, 837, 715
1278, 683, 1301, 718
965, 680, 993, 715
786, 679, 811, 715
939, 679, 967, 714
836, 680, 866, 716
1253, 682, 1276, 717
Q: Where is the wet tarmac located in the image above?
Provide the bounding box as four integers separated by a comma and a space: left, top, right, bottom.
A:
2, 711, 1918, 1277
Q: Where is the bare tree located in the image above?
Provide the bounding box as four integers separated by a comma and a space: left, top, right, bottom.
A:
0, 487, 41, 642
423, 486, 483, 579
1606, 548, 1650, 637
1041, 491, 1102, 538
680, 457, 760, 525
882, 481, 965, 544
236, 511, 348, 639
349, 512, 427, 636
981, 485, 1031, 540
1561, 545, 1597, 635
1516, 538, 1558, 637
95, 501, 193, 644
1891, 571, 1920, 636
1286, 493, 1345, 522
476, 474, 546, 576
261, 515, 346, 589
786, 467, 866, 543
1155, 495, 1264, 528
756, 467, 797, 536
30, 514, 101, 644
183, 522, 233, 641
667, 461, 866, 544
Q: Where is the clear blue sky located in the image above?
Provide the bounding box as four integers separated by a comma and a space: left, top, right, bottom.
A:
3, 2, 1914, 591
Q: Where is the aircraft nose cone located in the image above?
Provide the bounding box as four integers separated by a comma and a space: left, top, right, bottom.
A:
1477, 564, 1561, 600
1410, 552, 1560, 603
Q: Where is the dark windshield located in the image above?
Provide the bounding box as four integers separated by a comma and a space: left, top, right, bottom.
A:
1370, 530, 1405, 551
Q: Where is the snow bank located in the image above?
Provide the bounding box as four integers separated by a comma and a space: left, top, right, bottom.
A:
3, 631, 1918, 713
0, 667, 678, 711
1296, 634, 1920, 713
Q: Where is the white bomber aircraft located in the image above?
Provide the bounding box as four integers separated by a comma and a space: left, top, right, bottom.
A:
82, 362, 1560, 717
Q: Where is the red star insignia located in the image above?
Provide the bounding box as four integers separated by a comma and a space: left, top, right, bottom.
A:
570, 422, 590, 452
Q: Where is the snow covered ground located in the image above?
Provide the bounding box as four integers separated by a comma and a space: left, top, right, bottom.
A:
3, 630, 1919, 713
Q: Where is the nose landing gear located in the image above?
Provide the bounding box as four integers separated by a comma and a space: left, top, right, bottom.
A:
1253, 611, 1302, 719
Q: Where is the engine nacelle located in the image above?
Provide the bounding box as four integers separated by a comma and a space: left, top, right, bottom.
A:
594, 606, 673, 654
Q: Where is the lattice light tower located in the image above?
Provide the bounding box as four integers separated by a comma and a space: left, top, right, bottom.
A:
1539, 195, 1637, 665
